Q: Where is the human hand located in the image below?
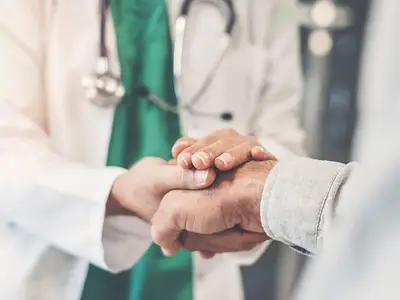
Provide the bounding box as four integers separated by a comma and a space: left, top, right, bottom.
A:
172, 128, 274, 171
106, 157, 215, 222
179, 229, 267, 259
151, 159, 277, 256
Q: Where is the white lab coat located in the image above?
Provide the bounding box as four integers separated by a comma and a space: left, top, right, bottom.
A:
0, 0, 303, 300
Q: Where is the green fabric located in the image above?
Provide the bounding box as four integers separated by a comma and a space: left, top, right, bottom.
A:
80, 1, 193, 300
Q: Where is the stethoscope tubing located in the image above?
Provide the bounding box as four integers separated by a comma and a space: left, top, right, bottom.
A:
99, 0, 108, 58
92, 0, 235, 121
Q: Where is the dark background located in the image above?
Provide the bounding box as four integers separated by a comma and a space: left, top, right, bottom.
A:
242, 1, 371, 299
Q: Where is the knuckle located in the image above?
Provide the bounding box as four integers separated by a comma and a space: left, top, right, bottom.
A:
155, 199, 175, 225
214, 128, 237, 137
179, 146, 191, 154
244, 140, 257, 148
150, 225, 163, 246
201, 140, 224, 156
179, 169, 195, 187
175, 137, 189, 144
164, 197, 181, 220
223, 128, 238, 136
175, 137, 194, 146
201, 147, 218, 158
180, 144, 198, 155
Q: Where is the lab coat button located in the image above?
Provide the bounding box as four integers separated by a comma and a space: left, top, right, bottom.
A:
220, 112, 233, 121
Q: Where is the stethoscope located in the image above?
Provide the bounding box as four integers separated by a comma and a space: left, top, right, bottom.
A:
81, 0, 236, 121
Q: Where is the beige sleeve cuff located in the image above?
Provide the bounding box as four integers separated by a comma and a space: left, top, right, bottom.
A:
260, 157, 356, 254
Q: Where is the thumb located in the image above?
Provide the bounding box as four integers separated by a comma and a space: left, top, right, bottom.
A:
156, 164, 216, 193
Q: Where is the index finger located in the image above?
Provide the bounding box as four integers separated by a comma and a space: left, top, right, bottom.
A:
172, 137, 197, 160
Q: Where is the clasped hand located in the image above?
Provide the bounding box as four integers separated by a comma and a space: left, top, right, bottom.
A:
109, 129, 277, 258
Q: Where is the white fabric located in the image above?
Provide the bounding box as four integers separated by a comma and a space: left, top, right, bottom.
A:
0, 0, 304, 299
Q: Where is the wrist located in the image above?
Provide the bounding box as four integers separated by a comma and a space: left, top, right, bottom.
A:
106, 172, 156, 222
106, 173, 131, 217
238, 160, 276, 232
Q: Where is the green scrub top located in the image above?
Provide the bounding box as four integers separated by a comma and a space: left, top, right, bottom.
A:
80, 1, 193, 299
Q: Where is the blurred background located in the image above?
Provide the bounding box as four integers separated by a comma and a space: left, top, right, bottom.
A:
242, 1, 371, 299
0, 0, 376, 299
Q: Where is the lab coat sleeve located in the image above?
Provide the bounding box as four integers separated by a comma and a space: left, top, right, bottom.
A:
252, 0, 306, 159
0, 0, 151, 273
227, 0, 306, 266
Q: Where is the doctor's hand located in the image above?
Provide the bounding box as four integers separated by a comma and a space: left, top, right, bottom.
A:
151, 159, 277, 256
172, 128, 273, 171
106, 157, 216, 222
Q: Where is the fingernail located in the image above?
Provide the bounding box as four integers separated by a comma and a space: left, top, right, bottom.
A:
194, 170, 209, 186
216, 153, 232, 166
252, 146, 270, 159
193, 152, 208, 166
178, 153, 190, 167
254, 146, 267, 153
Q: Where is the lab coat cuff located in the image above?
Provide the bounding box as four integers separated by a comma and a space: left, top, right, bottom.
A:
88, 168, 152, 273
85, 166, 125, 269
102, 216, 152, 273
260, 157, 347, 254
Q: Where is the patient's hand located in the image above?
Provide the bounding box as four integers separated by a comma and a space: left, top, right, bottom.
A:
152, 160, 276, 258
172, 128, 274, 171
168, 129, 274, 258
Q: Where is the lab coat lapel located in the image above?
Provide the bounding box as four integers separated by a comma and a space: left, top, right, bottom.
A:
177, 1, 228, 104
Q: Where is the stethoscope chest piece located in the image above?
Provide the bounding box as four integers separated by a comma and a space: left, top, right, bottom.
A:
81, 57, 125, 107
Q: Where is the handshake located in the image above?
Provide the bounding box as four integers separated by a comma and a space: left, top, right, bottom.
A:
108, 129, 277, 258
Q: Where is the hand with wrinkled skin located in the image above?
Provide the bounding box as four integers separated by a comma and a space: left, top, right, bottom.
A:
179, 229, 267, 259
151, 159, 277, 256
107, 157, 266, 255
169, 128, 275, 258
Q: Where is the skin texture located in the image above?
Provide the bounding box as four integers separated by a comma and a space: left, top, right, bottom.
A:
151, 159, 277, 256
108, 157, 267, 254
172, 128, 274, 171
107, 157, 216, 221
166, 128, 276, 257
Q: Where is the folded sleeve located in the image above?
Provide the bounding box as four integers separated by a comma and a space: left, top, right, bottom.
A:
0, 0, 151, 273
260, 157, 357, 254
